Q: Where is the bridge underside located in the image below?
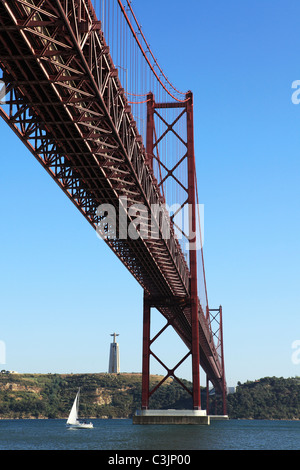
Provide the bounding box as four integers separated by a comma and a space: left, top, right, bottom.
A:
0, 0, 226, 408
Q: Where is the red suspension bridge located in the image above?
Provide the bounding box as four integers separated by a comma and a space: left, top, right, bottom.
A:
0, 0, 227, 418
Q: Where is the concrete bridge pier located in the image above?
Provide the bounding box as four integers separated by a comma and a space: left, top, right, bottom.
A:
133, 409, 210, 425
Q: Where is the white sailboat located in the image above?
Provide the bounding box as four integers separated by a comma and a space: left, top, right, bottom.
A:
66, 388, 93, 429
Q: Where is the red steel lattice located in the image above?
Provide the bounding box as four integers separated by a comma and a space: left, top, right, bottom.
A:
0, 0, 227, 414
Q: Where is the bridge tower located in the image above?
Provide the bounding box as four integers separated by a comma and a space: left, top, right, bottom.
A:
0, 0, 227, 424
135, 91, 212, 424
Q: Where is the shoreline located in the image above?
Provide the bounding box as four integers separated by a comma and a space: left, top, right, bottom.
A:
1, 417, 300, 422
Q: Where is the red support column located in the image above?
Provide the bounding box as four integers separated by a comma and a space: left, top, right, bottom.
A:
206, 376, 210, 416
219, 305, 227, 415
141, 292, 151, 410
142, 93, 154, 410
186, 91, 201, 410
146, 92, 155, 170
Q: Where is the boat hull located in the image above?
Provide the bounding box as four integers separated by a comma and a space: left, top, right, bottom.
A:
67, 422, 93, 429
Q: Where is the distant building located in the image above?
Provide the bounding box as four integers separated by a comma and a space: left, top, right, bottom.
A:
108, 333, 120, 374
227, 386, 236, 394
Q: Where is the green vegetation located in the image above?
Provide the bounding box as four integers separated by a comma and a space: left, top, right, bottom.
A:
0, 373, 192, 419
0, 374, 299, 420
226, 377, 300, 420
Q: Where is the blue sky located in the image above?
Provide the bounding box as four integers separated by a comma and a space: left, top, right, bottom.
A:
0, 0, 300, 388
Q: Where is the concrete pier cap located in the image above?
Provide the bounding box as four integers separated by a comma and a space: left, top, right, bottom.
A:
132, 409, 210, 425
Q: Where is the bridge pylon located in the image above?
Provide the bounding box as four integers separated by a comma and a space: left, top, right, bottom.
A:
0, 0, 226, 424
134, 91, 208, 423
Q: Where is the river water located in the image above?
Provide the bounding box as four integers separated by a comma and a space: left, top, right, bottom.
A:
0, 418, 299, 451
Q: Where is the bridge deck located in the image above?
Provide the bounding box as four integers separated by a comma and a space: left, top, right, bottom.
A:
0, 0, 224, 392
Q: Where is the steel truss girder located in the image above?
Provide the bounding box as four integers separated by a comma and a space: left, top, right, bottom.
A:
0, 0, 226, 406
0, 0, 190, 301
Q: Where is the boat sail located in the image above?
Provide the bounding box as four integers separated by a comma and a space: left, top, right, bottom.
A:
66, 388, 93, 429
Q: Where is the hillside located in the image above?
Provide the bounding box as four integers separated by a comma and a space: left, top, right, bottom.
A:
0, 373, 193, 419
1, 374, 300, 420
226, 376, 300, 420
